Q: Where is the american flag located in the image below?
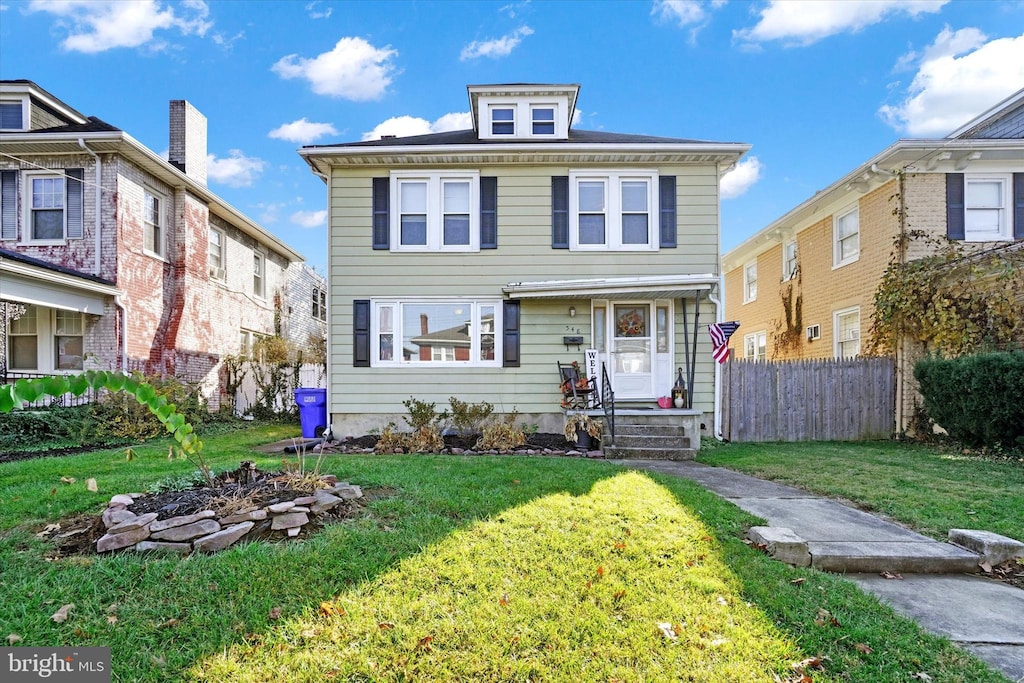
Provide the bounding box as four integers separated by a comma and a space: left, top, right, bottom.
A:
709, 321, 740, 363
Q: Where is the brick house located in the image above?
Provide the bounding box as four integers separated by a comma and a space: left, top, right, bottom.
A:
722, 88, 1024, 429
0, 80, 322, 404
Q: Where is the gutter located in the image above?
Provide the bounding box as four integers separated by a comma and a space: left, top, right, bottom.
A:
77, 138, 102, 276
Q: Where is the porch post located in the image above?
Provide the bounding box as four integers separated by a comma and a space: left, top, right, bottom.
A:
681, 297, 690, 406
688, 290, 703, 409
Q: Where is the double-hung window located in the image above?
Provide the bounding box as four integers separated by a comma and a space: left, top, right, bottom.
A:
313, 287, 327, 322
253, 252, 265, 299
0, 96, 28, 131
744, 331, 767, 361
21, 169, 83, 243
208, 227, 225, 279
7, 305, 83, 371
834, 206, 859, 267
8, 305, 39, 370
782, 240, 798, 281
372, 299, 500, 366
834, 307, 860, 358
490, 106, 515, 136
531, 106, 555, 135
391, 172, 479, 251
569, 171, 658, 250
743, 261, 757, 303
143, 189, 165, 257
964, 174, 1011, 241
27, 173, 64, 241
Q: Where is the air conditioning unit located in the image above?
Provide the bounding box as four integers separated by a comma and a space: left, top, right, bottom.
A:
209, 266, 225, 280
848, 329, 860, 340
806, 324, 821, 341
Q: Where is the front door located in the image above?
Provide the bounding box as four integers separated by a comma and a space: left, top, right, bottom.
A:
610, 303, 654, 399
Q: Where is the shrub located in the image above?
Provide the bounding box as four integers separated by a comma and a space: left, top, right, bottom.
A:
83, 372, 208, 443
448, 397, 494, 435
0, 404, 93, 451
914, 351, 1024, 452
401, 397, 448, 431
476, 411, 526, 451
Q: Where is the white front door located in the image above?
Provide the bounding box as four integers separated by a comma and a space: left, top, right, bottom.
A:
610, 303, 654, 399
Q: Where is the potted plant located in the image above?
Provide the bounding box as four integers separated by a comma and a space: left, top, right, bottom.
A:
564, 412, 603, 450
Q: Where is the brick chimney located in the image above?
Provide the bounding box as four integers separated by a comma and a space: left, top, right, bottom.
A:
168, 100, 207, 186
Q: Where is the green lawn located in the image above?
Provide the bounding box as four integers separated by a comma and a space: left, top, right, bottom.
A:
698, 440, 1024, 542
0, 426, 1008, 682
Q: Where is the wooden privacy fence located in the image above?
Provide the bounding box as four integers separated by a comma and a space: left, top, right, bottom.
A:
721, 357, 895, 442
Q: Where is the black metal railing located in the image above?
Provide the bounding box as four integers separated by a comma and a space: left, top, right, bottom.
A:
600, 361, 615, 447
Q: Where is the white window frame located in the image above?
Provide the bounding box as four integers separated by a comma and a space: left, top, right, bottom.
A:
389, 171, 480, 252
530, 104, 557, 136
0, 95, 30, 131
744, 330, 767, 361
143, 188, 166, 258
569, 170, 659, 251
253, 251, 265, 299
743, 261, 758, 303
371, 298, 502, 368
964, 173, 1012, 242
782, 240, 798, 281
208, 227, 225, 279
833, 306, 861, 359
22, 171, 65, 244
489, 105, 516, 136
476, 96, 569, 140
833, 205, 860, 268
313, 286, 327, 322
6, 305, 84, 373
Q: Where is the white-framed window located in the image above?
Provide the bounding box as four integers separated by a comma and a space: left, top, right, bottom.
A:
390, 171, 479, 252
569, 171, 658, 251
253, 252, 265, 299
6, 305, 84, 372
782, 240, 798, 281
834, 306, 860, 358
743, 261, 758, 303
531, 105, 556, 136
833, 205, 859, 267
0, 96, 29, 131
143, 189, 165, 257
313, 286, 327, 322
208, 227, 224, 279
490, 106, 515, 136
744, 331, 767, 361
24, 172, 64, 242
239, 329, 270, 361
372, 299, 501, 367
964, 173, 1012, 241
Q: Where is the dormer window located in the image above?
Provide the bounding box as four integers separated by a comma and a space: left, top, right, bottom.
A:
531, 106, 555, 135
490, 107, 515, 136
0, 97, 29, 131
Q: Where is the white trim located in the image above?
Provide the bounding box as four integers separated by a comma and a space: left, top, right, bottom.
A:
21, 170, 66, 243
782, 240, 798, 281
743, 330, 767, 361
143, 186, 167, 259
370, 298, 502, 368
568, 170, 659, 251
833, 306, 861, 359
0, 94, 31, 131
6, 304, 86, 373
832, 204, 860, 268
208, 226, 225, 277
963, 172, 1012, 242
252, 251, 266, 300
503, 273, 717, 299
389, 171, 480, 252
476, 95, 569, 140
742, 260, 757, 303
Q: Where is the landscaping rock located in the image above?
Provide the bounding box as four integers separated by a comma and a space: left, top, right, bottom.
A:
109, 494, 135, 507
102, 507, 136, 529
331, 484, 363, 500
219, 509, 268, 525
271, 511, 309, 530
194, 522, 255, 552
310, 491, 341, 514
151, 519, 221, 542
134, 541, 191, 555
106, 512, 158, 535
149, 510, 216, 533
286, 526, 302, 537
267, 501, 296, 513
292, 495, 318, 506
97, 526, 150, 552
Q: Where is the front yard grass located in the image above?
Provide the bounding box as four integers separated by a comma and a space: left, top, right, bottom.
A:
0, 427, 1006, 682
698, 440, 1024, 542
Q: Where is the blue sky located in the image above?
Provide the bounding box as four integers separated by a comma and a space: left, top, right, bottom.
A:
1, 0, 1022, 274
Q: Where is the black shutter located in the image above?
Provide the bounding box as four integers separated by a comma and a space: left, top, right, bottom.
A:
480, 176, 497, 249
66, 168, 84, 239
353, 299, 371, 367
502, 300, 520, 367
1014, 173, 1024, 240
372, 178, 389, 250
946, 173, 965, 240
0, 171, 16, 240
551, 176, 569, 248
659, 175, 677, 248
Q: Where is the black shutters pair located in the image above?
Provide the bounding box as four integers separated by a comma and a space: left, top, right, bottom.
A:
551, 175, 677, 248
352, 299, 520, 367
0, 168, 83, 240
947, 173, 1024, 240
371, 177, 498, 249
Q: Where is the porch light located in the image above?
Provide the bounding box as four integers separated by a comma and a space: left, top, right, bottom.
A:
569, 305, 577, 317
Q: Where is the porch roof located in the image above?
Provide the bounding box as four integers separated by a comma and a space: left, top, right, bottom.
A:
502, 274, 718, 300
0, 249, 120, 313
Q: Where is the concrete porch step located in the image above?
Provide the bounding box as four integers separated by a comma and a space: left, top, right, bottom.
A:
615, 424, 688, 438
603, 445, 696, 460
609, 434, 690, 450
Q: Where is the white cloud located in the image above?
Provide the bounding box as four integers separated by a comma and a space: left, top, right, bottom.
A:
28, 0, 212, 53
651, 0, 706, 27
720, 156, 762, 199
879, 29, 1024, 136
460, 25, 534, 60
305, 1, 332, 19
290, 210, 327, 229
272, 37, 398, 101
734, 0, 947, 47
268, 118, 339, 144
361, 112, 472, 141
206, 150, 266, 188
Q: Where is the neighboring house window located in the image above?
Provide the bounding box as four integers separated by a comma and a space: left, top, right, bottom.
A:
782, 240, 798, 281
390, 172, 480, 251
569, 171, 658, 250
8, 305, 38, 370
490, 106, 515, 136
239, 329, 269, 361
6, 305, 83, 371
253, 252, 265, 298
834, 307, 860, 358
834, 206, 859, 267
54, 310, 83, 370
313, 287, 327, 322
531, 106, 555, 135
0, 97, 28, 130
208, 228, 225, 279
743, 261, 757, 303
27, 173, 64, 241
372, 299, 500, 366
744, 331, 767, 361
143, 189, 165, 257
964, 174, 1011, 241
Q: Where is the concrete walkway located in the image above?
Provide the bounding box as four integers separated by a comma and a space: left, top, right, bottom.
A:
611, 459, 1024, 682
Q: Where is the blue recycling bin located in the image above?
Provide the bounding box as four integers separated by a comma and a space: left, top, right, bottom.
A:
294, 388, 328, 438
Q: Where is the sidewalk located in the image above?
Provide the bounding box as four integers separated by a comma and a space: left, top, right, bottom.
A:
610, 458, 1024, 682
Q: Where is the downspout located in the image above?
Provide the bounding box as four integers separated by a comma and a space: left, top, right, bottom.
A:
114, 294, 128, 372
312, 165, 333, 439
708, 278, 724, 440
76, 139, 102, 276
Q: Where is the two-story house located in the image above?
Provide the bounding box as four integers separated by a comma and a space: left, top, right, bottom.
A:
0, 80, 321, 405
301, 83, 749, 441
722, 87, 1024, 430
